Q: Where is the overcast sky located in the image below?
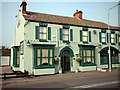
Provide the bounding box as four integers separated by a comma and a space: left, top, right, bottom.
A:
0, 0, 120, 48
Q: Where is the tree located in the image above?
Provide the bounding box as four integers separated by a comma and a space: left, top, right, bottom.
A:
0, 45, 9, 49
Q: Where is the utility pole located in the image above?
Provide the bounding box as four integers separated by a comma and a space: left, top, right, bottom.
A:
108, 2, 120, 72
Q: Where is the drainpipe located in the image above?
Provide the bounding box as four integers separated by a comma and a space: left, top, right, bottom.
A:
57, 29, 61, 69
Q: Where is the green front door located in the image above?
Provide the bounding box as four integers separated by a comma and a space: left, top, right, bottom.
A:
61, 50, 71, 73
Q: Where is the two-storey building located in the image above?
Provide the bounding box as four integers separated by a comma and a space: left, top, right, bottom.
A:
11, 1, 120, 75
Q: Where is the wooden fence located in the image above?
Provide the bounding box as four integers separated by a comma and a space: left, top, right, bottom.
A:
0, 70, 29, 80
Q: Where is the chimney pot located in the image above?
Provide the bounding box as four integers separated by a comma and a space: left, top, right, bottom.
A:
20, 0, 27, 14
76, 10, 78, 13
73, 10, 83, 19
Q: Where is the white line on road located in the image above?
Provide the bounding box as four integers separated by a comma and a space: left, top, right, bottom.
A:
67, 81, 119, 89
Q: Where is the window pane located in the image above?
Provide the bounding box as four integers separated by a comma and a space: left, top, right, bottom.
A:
42, 58, 48, 65
43, 27, 47, 33
42, 49, 48, 57
92, 50, 94, 56
92, 57, 94, 63
83, 50, 86, 56
17, 57, 19, 65
87, 57, 91, 63
87, 50, 91, 56
102, 38, 105, 42
17, 51, 19, 58
111, 34, 114, 38
83, 37, 87, 41
37, 49, 40, 57
83, 57, 85, 63
50, 49, 52, 57
40, 27, 44, 32
63, 35, 68, 40
119, 37, 120, 42
37, 58, 40, 66
63, 29, 68, 34
101, 33, 105, 37
49, 58, 52, 66
40, 33, 46, 39
111, 39, 114, 43
83, 31, 87, 36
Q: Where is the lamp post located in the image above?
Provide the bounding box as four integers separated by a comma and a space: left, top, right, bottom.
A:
108, 2, 120, 72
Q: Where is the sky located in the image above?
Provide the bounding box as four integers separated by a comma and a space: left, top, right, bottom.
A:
0, 0, 120, 48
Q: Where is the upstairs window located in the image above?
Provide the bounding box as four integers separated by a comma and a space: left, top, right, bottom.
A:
63, 29, 69, 41
99, 30, 107, 44
101, 32, 106, 43
80, 27, 91, 43
111, 33, 115, 43
35, 22, 51, 42
39, 27, 47, 40
83, 31, 88, 42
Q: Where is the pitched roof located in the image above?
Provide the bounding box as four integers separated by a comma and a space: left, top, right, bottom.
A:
23, 11, 120, 30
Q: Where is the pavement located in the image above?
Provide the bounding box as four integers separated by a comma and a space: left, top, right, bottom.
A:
0, 66, 120, 87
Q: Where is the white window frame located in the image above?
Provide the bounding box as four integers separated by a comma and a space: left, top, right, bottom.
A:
39, 27, 47, 40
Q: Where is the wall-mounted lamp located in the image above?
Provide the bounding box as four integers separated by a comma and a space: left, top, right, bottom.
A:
75, 54, 79, 57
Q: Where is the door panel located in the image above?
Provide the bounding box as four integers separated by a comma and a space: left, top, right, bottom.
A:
61, 56, 70, 73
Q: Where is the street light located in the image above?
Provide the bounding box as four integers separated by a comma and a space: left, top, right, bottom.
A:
108, 2, 120, 72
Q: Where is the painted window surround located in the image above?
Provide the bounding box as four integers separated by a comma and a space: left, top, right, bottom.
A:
79, 45, 96, 66
33, 45, 55, 69
35, 22, 51, 42
13, 47, 20, 67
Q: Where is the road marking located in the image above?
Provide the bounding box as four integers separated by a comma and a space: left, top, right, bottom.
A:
67, 81, 119, 89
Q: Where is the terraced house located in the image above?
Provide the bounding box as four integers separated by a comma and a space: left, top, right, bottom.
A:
11, 1, 120, 75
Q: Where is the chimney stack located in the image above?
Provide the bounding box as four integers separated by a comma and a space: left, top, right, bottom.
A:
73, 10, 83, 19
20, 0, 27, 14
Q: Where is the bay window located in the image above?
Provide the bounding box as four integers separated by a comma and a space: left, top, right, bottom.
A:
79, 46, 96, 66
34, 45, 55, 69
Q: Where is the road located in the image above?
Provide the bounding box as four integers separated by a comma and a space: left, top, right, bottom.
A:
2, 70, 120, 89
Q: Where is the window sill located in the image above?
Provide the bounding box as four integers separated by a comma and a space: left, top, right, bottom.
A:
111, 43, 115, 45
33, 65, 55, 69
100, 63, 108, 65
80, 63, 96, 66
83, 41, 88, 44
63, 40, 70, 44
39, 39, 48, 42
13, 65, 19, 67
102, 42, 107, 45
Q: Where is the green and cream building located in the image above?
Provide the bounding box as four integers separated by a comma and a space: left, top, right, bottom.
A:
11, 1, 120, 75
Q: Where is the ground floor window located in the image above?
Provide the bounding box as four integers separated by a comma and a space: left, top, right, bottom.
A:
79, 46, 96, 66
100, 50, 108, 64
100, 47, 119, 65
34, 45, 55, 69
13, 47, 19, 67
